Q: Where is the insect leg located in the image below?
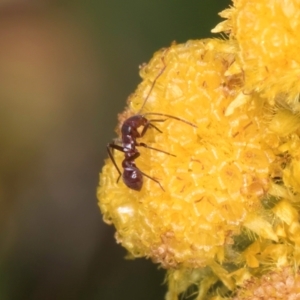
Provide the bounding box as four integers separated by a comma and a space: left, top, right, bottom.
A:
139, 169, 165, 191
107, 143, 124, 183
138, 142, 176, 157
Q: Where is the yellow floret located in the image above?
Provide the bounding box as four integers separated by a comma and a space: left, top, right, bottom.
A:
212, 0, 300, 111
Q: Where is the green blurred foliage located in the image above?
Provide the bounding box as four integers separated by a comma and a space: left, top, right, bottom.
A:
0, 1, 229, 300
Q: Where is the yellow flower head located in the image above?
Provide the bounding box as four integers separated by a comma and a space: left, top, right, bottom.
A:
212, 0, 300, 111
98, 38, 300, 271
98, 3, 300, 298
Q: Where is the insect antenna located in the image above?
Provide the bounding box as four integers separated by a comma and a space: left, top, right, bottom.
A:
143, 112, 197, 128
137, 52, 168, 114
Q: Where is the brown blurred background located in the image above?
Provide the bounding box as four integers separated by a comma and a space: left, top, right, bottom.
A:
0, 1, 229, 299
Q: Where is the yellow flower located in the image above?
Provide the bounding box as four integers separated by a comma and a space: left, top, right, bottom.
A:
98, 1, 300, 299
212, 0, 300, 111
98, 37, 300, 299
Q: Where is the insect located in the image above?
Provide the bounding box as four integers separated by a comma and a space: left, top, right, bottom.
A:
107, 54, 197, 191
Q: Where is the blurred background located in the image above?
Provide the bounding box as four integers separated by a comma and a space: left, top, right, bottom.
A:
0, 1, 230, 299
